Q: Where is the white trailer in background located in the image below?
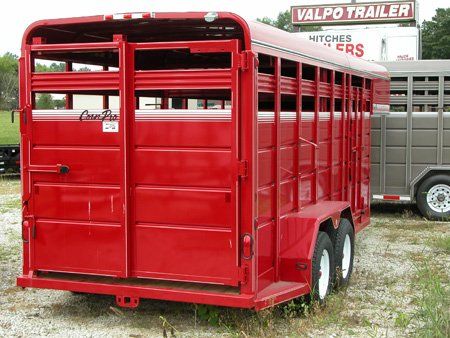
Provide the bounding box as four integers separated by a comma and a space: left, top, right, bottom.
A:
295, 26, 420, 62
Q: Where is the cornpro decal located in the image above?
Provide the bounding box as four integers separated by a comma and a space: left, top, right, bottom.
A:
79, 109, 118, 122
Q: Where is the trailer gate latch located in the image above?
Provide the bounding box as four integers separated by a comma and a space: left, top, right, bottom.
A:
241, 233, 254, 260
27, 164, 70, 174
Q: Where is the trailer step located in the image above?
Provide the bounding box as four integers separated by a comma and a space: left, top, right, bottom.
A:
255, 281, 309, 310
17, 272, 255, 309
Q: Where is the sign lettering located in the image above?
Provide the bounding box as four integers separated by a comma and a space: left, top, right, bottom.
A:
291, 1, 415, 25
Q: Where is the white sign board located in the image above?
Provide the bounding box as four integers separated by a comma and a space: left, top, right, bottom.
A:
295, 26, 419, 61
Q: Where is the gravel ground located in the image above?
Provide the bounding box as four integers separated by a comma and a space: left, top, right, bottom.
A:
1, 180, 449, 337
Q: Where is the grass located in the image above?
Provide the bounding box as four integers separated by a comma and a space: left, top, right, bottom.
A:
0, 110, 19, 144
412, 260, 450, 337
0, 177, 20, 195
429, 235, 450, 254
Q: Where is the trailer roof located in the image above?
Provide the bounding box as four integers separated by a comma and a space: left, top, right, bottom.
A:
248, 20, 388, 79
23, 11, 388, 79
378, 60, 450, 76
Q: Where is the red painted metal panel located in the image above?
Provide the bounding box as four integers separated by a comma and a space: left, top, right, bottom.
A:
258, 149, 274, 187
135, 121, 231, 148
30, 147, 120, 184
257, 222, 274, 277
32, 121, 120, 146
280, 146, 295, 180
135, 186, 232, 228
280, 179, 296, 215
17, 274, 254, 309
33, 183, 122, 222
33, 220, 123, 275
257, 74, 275, 93
132, 225, 236, 284
135, 69, 232, 90
257, 121, 275, 149
134, 149, 231, 187
302, 80, 315, 96
31, 71, 119, 92
280, 76, 297, 95
131, 40, 241, 286
257, 186, 275, 224
280, 121, 296, 145
30, 42, 119, 52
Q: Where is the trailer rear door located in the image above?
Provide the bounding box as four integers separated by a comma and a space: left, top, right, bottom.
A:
129, 41, 242, 285
25, 39, 242, 286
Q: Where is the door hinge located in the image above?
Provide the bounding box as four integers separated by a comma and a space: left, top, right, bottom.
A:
237, 160, 248, 178
238, 51, 253, 71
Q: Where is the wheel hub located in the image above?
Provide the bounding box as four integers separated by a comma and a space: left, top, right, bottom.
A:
426, 184, 450, 213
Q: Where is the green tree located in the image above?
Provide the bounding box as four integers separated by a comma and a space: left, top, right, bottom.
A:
0, 53, 19, 110
36, 94, 54, 109
422, 8, 450, 59
35, 94, 66, 109
35, 62, 66, 72
257, 10, 322, 32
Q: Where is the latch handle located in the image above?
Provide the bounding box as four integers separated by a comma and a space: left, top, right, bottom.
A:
28, 164, 70, 174
242, 233, 254, 260
22, 220, 29, 243
11, 109, 23, 124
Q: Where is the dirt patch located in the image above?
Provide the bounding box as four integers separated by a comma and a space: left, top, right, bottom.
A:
1, 180, 449, 337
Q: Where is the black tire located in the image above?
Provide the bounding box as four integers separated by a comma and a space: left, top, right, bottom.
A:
416, 174, 450, 221
333, 218, 355, 288
311, 231, 334, 303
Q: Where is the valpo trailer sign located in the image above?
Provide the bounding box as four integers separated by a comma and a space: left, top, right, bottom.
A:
291, 1, 416, 25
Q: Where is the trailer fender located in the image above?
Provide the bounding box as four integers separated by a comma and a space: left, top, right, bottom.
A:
279, 201, 352, 286
409, 166, 450, 201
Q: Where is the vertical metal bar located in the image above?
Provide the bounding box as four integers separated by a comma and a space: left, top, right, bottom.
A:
239, 47, 256, 295
65, 62, 73, 109
347, 75, 352, 204
117, 35, 134, 278
314, 67, 320, 203
358, 86, 363, 210
437, 75, 444, 165
406, 75, 413, 189
274, 57, 281, 282
330, 71, 335, 200
231, 46, 240, 283
381, 113, 387, 194
294, 62, 302, 211
23, 44, 34, 273
135, 96, 140, 110
161, 96, 169, 109
341, 73, 346, 201
368, 80, 374, 216
102, 65, 109, 109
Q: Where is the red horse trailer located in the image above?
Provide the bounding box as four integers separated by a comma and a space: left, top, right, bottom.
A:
16, 12, 389, 310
